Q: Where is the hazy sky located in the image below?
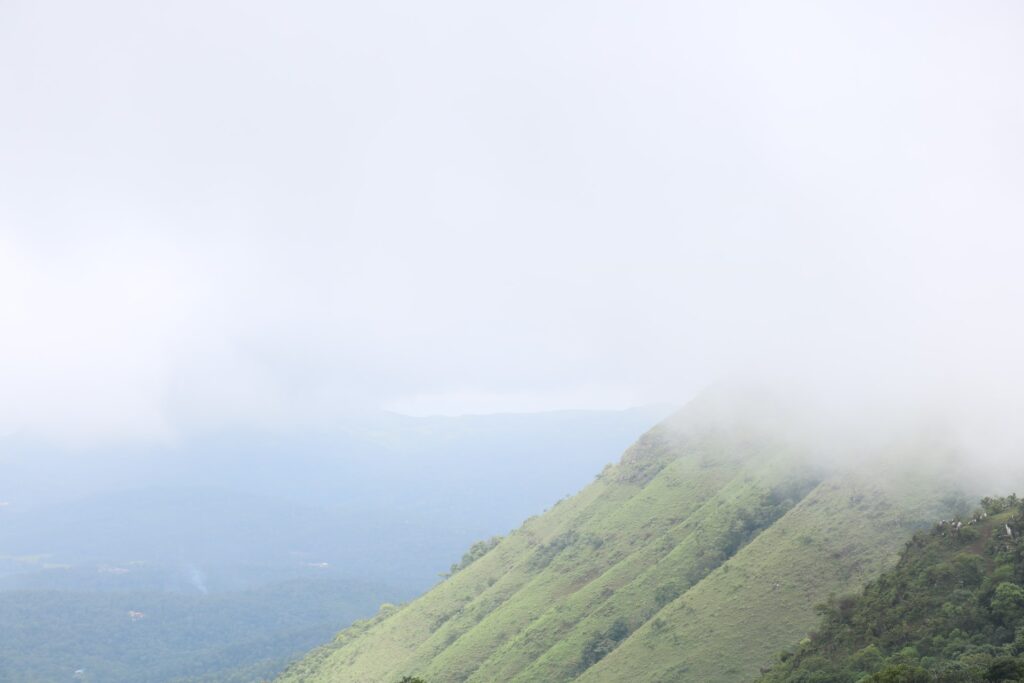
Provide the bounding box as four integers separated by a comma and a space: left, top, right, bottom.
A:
1, 1, 1022, 443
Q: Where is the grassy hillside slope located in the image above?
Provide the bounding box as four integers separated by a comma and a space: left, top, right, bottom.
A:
579, 475, 940, 682
278, 396, 962, 683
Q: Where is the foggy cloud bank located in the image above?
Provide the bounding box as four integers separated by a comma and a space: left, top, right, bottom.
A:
1, 1, 1022, 449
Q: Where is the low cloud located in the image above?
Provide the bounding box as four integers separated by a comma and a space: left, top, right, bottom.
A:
1, 1, 1022, 447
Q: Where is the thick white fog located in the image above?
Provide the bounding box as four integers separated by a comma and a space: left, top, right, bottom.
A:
1, 1, 1022, 446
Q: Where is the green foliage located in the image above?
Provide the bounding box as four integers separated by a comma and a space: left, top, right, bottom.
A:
445, 536, 502, 577
653, 582, 680, 608
866, 663, 931, 682
575, 618, 632, 674
983, 495, 1020, 516
761, 495, 1024, 683
985, 656, 1024, 681
993, 583, 1024, 625
528, 530, 580, 570
0, 578, 391, 683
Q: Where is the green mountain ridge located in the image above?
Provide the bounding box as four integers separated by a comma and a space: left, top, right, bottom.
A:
278, 395, 972, 682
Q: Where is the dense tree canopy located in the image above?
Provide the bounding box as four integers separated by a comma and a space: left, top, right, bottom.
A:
761, 496, 1024, 682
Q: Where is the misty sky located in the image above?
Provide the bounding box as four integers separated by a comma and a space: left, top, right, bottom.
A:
1, 1, 1022, 444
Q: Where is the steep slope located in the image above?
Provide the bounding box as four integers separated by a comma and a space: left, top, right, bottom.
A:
278, 396, 963, 683
759, 496, 1024, 682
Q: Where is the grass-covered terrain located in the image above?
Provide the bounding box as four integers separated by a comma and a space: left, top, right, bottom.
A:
760, 495, 1024, 682
277, 395, 965, 683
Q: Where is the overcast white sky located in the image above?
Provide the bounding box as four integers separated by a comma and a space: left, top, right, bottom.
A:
1, 1, 1023, 444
